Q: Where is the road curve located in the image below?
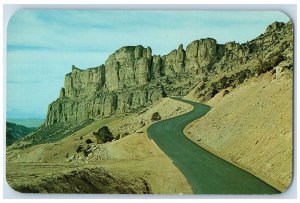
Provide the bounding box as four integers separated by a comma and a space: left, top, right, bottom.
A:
147, 97, 279, 194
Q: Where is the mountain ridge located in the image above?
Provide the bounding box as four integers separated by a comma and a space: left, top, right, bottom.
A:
44, 21, 292, 127
7, 118, 44, 128
6, 122, 36, 145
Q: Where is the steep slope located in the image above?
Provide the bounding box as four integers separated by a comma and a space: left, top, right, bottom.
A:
6, 122, 36, 146
184, 71, 293, 192
44, 20, 293, 130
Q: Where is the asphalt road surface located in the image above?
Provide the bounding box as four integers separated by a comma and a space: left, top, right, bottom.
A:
147, 97, 279, 194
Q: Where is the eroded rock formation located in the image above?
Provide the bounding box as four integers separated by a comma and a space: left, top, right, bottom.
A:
45, 21, 293, 126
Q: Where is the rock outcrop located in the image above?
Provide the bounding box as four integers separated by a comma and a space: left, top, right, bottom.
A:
93, 126, 114, 144
45, 20, 293, 126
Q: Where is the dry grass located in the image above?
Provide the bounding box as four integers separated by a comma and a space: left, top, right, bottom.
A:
7, 98, 193, 194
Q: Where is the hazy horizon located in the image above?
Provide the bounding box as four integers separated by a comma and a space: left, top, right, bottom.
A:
6, 10, 290, 119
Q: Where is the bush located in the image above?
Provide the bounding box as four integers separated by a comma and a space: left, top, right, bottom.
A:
151, 112, 161, 122
209, 88, 219, 99
85, 139, 93, 144
223, 90, 230, 97
255, 58, 273, 76
76, 145, 83, 153
218, 76, 230, 89
93, 126, 114, 144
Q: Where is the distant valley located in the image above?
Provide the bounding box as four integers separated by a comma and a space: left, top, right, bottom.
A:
6, 122, 36, 146
7, 118, 44, 128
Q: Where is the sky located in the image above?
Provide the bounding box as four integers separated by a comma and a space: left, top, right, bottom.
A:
6, 10, 290, 119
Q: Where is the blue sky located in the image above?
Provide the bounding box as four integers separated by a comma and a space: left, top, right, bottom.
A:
6, 10, 290, 119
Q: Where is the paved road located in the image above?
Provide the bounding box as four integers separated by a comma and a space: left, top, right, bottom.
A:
147, 97, 279, 194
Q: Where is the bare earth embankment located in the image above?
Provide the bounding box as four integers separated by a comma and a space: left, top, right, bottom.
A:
7, 98, 193, 194
184, 71, 293, 192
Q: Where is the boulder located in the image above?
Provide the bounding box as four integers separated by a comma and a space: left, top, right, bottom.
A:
93, 126, 114, 144
151, 112, 161, 122
275, 66, 285, 79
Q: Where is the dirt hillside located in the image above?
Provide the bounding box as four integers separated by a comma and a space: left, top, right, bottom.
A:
7, 98, 193, 194
184, 71, 293, 192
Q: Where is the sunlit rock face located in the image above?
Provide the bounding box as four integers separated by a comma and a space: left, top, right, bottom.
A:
45, 21, 293, 126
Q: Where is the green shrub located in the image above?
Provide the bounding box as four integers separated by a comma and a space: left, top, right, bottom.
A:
76, 145, 83, 153
85, 139, 93, 144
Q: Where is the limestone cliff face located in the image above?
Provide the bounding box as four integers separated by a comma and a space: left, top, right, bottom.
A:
162, 44, 185, 77
45, 21, 293, 126
45, 45, 167, 126
105, 46, 152, 91
63, 65, 106, 98
185, 38, 218, 73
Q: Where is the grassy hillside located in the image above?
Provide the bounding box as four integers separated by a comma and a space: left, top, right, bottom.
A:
6, 122, 36, 146
184, 70, 293, 192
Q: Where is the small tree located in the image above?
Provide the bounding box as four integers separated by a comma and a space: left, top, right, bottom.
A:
85, 138, 93, 144
93, 126, 114, 144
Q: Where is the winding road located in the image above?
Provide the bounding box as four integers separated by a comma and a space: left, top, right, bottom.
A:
147, 97, 279, 194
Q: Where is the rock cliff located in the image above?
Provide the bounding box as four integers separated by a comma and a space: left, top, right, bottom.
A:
45, 20, 293, 126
